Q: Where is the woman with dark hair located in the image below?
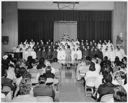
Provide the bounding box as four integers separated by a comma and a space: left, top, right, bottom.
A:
26, 56, 34, 69
97, 73, 116, 101
65, 45, 71, 69
113, 85, 127, 102
12, 73, 36, 102
37, 57, 46, 69
84, 62, 99, 80
114, 56, 121, 66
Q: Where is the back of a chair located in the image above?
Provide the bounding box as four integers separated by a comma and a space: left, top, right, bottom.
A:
1, 93, 6, 102
36, 96, 53, 102
85, 77, 97, 87
100, 94, 114, 102
46, 78, 54, 83
30, 72, 39, 84
2, 86, 11, 92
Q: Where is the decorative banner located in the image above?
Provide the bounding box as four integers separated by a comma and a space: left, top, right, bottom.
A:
54, 21, 77, 42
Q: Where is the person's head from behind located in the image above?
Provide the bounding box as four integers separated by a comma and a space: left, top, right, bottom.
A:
103, 56, 108, 61
53, 58, 58, 62
15, 67, 21, 78
38, 75, 46, 84
19, 77, 32, 95
39, 57, 45, 64
122, 57, 127, 65
46, 66, 52, 73
115, 56, 120, 62
27, 56, 33, 62
113, 85, 127, 102
103, 73, 112, 83
86, 56, 92, 62
20, 67, 27, 76
89, 62, 95, 71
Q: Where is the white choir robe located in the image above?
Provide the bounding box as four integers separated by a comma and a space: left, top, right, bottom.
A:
23, 51, 29, 61
19, 44, 23, 49
71, 50, 77, 64
30, 51, 37, 59
120, 48, 126, 57
103, 50, 109, 58
57, 50, 66, 64
77, 50, 82, 60
15, 48, 20, 52
97, 43, 101, 50
109, 50, 116, 62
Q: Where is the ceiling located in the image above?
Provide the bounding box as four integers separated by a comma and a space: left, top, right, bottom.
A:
18, 2, 114, 10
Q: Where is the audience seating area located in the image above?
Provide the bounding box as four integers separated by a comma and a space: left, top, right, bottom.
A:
1, 39, 127, 102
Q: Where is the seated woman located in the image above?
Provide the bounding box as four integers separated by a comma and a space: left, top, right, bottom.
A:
33, 75, 55, 100
14, 67, 31, 96
97, 73, 116, 102
76, 58, 90, 80
51, 58, 62, 80
112, 70, 127, 86
113, 85, 127, 102
43, 66, 59, 86
37, 57, 46, 74
84, 62, 99, 81
12, 72, 36, 102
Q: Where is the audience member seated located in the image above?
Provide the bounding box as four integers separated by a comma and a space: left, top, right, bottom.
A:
51, 58, 62, 80
37, 57, 46, 75
76, 57, 90, 80
33, 75, 55, 100
1, 39, 127, 102
6, 64, 16, 82
44, 60, 56, 74
84, 62, 99, 81
28, 64, 40, 85
26, 56, 35, 69
97, 73, 116, 102
42, 66, 59, 86
12, 73, 36, 102
113, 85, 127, 102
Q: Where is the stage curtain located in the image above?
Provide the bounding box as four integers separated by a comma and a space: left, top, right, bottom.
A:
18, 10, 112, 43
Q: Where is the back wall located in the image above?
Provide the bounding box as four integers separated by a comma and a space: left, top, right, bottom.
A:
18, 10, 112, 43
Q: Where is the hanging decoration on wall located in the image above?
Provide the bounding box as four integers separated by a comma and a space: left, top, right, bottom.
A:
2, 36, 9, 45
61, 33, 71, 41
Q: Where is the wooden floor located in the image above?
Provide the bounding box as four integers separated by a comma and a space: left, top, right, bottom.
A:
55, 65, 96, 102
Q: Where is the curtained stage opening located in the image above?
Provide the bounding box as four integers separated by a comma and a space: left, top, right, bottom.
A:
18, 10, 112, 43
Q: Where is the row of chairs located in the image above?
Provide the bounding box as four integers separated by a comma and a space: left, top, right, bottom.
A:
1, 86, 53, 102
82, 76, 114, 102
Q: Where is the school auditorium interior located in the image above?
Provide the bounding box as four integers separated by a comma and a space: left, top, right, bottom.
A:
2, 1, 127, 102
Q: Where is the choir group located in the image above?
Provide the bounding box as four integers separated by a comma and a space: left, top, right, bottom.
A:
13, 39, 125, 65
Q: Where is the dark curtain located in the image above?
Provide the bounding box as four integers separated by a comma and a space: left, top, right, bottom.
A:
18, 10, 112, 43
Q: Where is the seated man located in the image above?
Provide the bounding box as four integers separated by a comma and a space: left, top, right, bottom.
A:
33, 75, 55, 100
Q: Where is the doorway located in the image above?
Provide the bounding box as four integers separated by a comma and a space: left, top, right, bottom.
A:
54, 21, 77, 42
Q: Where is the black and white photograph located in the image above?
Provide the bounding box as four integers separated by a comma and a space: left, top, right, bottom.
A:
1, 1, 127, 102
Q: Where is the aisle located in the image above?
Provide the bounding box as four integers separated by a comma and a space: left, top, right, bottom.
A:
58, 66, 95, 102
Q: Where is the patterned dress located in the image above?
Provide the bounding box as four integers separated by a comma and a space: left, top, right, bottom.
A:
65, 48, 71, 64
